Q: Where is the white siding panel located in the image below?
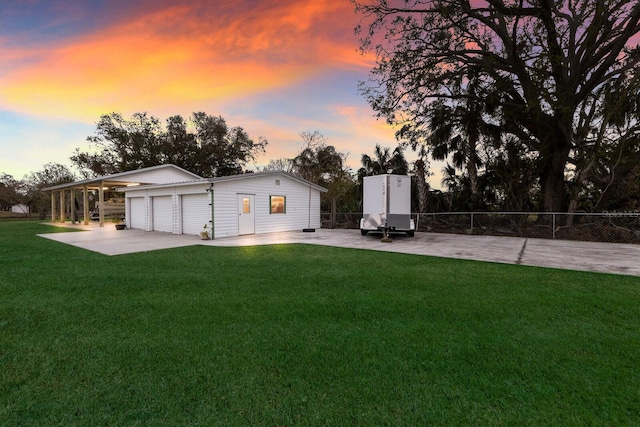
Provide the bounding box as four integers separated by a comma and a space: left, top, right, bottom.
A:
212, 184, 239, 238
212, 174, 322, 238
152, 196, 173, 233
129, 197, 146, 230
182, 193, 210, 235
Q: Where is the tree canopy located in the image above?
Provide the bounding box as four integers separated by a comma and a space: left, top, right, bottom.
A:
72, 112, 267, 178
292, 131, 346, 185
355, 0, 640, 212
0, 173, 24, 211
291, 131, 356, 212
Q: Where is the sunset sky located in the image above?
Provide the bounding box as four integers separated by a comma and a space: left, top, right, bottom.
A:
1, 0, 418, 181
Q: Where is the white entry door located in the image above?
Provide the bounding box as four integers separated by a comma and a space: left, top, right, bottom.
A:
238, 194, 255, 235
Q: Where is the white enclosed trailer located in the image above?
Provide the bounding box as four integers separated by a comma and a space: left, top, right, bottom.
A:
360, 174, 415, 237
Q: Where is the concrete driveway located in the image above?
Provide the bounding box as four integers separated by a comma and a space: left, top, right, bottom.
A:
39, 223, 640, 277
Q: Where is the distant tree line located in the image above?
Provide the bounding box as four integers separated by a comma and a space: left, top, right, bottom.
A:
1, 164, 76, 219
3, 101, 639, 221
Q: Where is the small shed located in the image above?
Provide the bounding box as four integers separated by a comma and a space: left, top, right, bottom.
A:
11, 204, 29, 214
120, 171, 327, 238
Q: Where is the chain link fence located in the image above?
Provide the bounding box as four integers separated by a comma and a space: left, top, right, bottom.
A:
321, 211, 640, 244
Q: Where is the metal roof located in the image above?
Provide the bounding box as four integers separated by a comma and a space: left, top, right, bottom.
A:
43, 164, 203, 191
117, 171, 328, 192
208, 171, 328, 192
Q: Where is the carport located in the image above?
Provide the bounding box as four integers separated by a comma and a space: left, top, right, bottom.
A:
44, 165, 202, 227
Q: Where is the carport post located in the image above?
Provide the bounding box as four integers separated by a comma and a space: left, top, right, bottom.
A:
59, 190, 65, 223
50, 191, 56, 222
83, 185, 89, 225
70, 188, 76, 223
98, 181, 105, 227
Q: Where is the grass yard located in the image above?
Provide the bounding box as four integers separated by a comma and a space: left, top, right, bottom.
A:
1, 221, 639, 425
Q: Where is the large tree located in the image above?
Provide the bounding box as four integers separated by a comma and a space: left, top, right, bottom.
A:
355, 0, 640, 212
0, 173, 24, 212
292, 131, 353, 212
292, 131, 346, 184
261, 158, 295, 173
72, 112, 267, 178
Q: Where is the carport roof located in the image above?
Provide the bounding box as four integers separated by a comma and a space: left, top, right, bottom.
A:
43, 164, 202, 191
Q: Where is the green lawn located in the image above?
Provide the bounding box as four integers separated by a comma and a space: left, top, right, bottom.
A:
1, 221, 639, 425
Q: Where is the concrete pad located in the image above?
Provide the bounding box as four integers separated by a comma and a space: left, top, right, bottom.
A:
39, 224, 199, 256
38, 223, 640, 276
521, 238, 640, 276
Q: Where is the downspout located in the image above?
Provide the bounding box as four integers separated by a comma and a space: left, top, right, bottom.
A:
208, 182, 215, 239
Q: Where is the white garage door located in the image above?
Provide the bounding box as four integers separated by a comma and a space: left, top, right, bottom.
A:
152, 196, 173, 233
129, 197, 146, 230
182, 193, 210, 235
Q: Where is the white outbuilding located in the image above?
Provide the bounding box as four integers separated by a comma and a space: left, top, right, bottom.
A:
120, 171, 327, 238
11, 203, 30, 214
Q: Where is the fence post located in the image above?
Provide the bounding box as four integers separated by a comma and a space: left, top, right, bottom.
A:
552, 213, 556, 240
331, 198, 336, 229
470, 212, 474, 234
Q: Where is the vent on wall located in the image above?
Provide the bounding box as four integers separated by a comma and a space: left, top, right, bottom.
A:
275, 179, 280, 186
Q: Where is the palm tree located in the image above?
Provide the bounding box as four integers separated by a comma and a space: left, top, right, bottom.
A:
359, 144, 408, 177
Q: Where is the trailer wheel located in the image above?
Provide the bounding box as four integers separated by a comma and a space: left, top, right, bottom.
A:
361, 230, 368, 236
406, 231, 414, 237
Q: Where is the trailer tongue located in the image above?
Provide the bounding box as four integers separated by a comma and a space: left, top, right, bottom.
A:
360, 174, 415, 238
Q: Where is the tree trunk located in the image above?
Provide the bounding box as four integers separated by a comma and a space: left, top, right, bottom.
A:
414, 159, 429, 213
467, 149, 478, 196
540, 146, 570, 213
465, 117, 479, 196
567, 163, 596, 226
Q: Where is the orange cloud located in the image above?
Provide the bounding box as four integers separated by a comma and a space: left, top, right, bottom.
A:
0, 1, 364, 120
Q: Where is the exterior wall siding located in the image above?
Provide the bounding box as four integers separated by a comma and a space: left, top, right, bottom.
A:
212, 174, 321, 238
